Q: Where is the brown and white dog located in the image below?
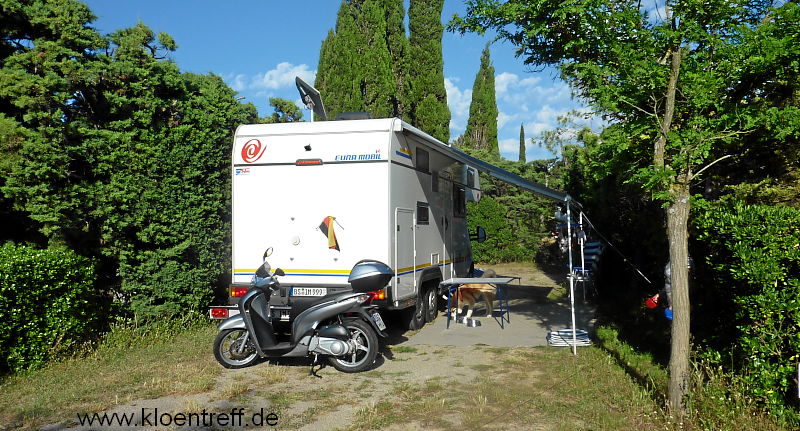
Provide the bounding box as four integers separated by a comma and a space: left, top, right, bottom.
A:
451, 269, 497, 319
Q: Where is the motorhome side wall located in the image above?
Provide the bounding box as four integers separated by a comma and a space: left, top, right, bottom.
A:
231, 120, 393, 289
387, 122, 473, 308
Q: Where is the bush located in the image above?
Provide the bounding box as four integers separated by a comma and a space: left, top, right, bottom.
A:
693, 203, 800, 423
468, 195, 532, 263
0, 243, 106, 372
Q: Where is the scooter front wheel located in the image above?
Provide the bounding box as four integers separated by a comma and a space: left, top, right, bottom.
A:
214, 328, 259, 369
328, 319, 379, 373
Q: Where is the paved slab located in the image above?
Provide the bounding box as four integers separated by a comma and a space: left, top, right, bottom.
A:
406, 282, 596, 347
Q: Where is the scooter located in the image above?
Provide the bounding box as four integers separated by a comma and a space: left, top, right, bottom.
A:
213, 249, 390, 373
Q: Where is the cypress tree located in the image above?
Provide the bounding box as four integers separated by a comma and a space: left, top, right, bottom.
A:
315, 0, 396, 120
408, 0, 449, 142
462, 45, 498, 155
519, 124, 526, 163
358, 0, 395, 117
382, 0, 410, 118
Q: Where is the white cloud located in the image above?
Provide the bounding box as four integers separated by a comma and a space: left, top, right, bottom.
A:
497, 111, 519, 131
229, 74, 248, 92
498, 138, 519, 156
445, 76, 472, 137
495, 71, 572, 108
250, 62, 316, 90
492, 68, 599, 160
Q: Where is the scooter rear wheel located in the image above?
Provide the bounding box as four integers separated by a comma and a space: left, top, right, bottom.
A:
328, 319, 379, 373
214, 328, 259, 369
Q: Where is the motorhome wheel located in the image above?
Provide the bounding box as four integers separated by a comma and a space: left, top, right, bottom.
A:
400, 295, 426, 330
424, 286, 438, 323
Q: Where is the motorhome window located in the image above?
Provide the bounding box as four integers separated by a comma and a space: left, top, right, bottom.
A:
416, 148, 429, 173
453, 185, 466, 218
467, 169, 475, 188
416, 202, 430, 225
431, 171, 439, 192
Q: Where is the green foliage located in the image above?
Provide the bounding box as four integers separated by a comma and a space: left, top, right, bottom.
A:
1, 3, 258, 317
314, 0, 449, 142
452, 0, 800, 414
263, 97, 302, 123
315, 0, 396, 120
468, 196, 521, 263
518, 124, 526, 164
461, 45, 498, 155
407, 0, 449, 143
463, 147, 558, 263
0, 243, 105, 372
693, 203, 800, 422
383, 0, 411, 118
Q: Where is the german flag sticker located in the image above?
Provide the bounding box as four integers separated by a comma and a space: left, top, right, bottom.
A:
318, 216, 340, 251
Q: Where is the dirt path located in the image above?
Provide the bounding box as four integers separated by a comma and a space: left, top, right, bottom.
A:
52, 343, 496, 431
46, 262, 607, 431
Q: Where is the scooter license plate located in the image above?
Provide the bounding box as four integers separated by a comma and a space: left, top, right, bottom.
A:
370, 310, 387, 331
290, 287, 327, 296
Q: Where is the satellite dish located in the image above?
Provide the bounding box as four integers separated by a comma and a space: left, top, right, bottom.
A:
295, 76, 326, 121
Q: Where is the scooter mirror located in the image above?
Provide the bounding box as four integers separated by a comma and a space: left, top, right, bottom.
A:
263, 247, 273, 260
274, 268, 285, 277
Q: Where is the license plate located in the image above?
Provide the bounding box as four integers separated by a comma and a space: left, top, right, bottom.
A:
371, 310, 387, 331
290, 287, 327, 297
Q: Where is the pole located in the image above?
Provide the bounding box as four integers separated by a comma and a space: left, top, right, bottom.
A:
566, 202, 577, 355
579, 211, 585, 301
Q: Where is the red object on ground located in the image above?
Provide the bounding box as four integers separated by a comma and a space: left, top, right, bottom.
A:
645, 295, 659, 309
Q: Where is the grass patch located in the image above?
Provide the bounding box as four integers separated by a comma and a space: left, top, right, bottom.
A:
596, 325, 668, 399
0, 315, 220, 430
345, 400, 400, 430
254, 363, 290, 384
597, 325, 790, 430
218, 382, 251, 401
343, 346, 672, 430
263, 391, 302, 412
490, 347, 664, 430
469, 363, 496, 372
389, 345, 418, 354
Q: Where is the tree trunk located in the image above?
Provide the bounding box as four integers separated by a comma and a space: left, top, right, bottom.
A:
667, 181, 691, 416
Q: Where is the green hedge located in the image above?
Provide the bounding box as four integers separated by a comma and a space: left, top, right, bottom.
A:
693, 203, 800, 421
467, 195, 534, 263
0, 243, 105, 372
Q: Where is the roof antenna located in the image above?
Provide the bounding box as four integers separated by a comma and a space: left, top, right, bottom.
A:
295, 76, 326, 122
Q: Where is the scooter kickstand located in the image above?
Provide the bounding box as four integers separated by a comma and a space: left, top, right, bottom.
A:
309, 353, 322, 378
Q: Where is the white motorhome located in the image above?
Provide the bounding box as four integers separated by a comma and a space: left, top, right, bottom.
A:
216, 117, 483, 329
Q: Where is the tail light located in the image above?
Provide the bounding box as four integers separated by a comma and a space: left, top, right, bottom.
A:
230, 286, 248, 298
210, 308, 229, 319
365, 289, 386, 304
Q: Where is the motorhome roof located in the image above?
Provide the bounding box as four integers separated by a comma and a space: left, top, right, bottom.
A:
234, 118, 575, 205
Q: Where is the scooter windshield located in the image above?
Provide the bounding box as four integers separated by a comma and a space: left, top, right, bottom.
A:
252, 260, 272, 287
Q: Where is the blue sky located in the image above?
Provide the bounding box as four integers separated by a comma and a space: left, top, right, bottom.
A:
84, 0, 595, 161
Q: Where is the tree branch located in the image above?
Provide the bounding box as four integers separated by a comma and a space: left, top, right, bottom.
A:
689, 154, 733, 181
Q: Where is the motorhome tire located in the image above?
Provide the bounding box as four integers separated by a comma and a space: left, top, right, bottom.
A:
400, 294, 426, 330
213, 329, 259, 369
424, 285, 438, 323
328, 319, 379, 373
